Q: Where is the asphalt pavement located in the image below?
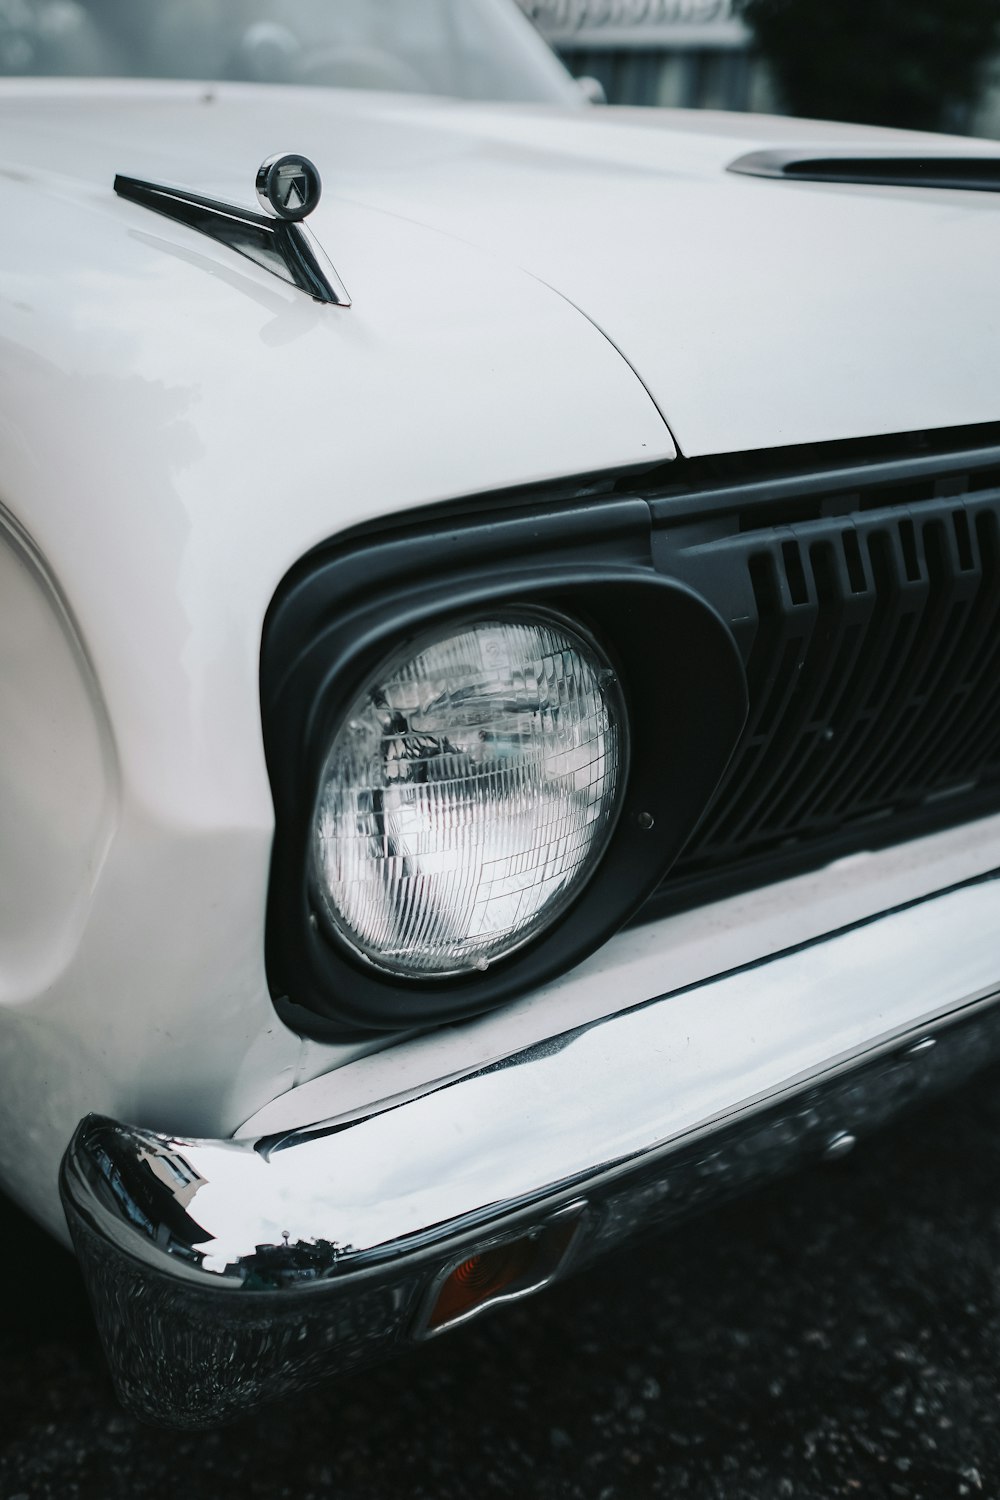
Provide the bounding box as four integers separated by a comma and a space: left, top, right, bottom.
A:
4, 1070, 1000, 1500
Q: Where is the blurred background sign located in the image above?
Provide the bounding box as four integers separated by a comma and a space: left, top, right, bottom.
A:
517, 0, 773, 112
518, 0, 1000, 135
519, 0, 748, 51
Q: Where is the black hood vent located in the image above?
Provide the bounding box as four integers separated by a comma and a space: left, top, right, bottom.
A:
728, 148, 1000, 193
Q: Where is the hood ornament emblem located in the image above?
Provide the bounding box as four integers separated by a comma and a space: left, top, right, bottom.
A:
255, 153, 321, 220
114, 152, 351, 307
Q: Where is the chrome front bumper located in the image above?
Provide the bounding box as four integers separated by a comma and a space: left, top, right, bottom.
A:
62, 873, 1000, 1427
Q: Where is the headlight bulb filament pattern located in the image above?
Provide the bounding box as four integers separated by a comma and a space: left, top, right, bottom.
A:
311, 614, 626, 979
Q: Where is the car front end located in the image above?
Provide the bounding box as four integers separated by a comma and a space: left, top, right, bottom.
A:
3, 2, 1000, 1425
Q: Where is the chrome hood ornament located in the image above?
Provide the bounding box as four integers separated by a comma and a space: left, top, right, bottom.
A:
114, 152, 351, 307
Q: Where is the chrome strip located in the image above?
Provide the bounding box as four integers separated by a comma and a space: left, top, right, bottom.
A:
114, 174, 351, 306
62, 873, 1000, 1425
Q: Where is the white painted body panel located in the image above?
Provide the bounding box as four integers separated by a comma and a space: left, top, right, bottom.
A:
7, 82, 1000, 453
2, 80, 1000, 1236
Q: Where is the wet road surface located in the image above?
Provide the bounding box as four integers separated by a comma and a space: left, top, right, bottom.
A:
3, 1070, 1000, 1499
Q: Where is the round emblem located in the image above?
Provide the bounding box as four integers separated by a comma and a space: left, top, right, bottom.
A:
255, 153, 322, 222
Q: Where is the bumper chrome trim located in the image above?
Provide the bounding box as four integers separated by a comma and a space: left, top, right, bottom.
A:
62, 873, 1000, 1426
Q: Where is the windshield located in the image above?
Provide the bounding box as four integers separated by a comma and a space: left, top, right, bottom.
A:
0, 0, 580, 103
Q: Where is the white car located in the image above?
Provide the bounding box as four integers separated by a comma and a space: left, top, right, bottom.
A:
4, 0, 1000, 1428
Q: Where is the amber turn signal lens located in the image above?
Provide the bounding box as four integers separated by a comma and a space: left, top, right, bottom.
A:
426, 1218, 581, 1334
429, 1240, 535, 1331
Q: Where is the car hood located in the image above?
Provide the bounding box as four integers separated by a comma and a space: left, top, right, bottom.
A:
4, 80, 1000, 847
5, 80, 1000, 458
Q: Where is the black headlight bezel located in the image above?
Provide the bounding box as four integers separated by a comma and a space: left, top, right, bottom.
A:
262, 495, 747, 1038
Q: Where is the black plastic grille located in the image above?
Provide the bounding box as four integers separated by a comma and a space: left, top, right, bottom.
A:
649, 447, 1000, 906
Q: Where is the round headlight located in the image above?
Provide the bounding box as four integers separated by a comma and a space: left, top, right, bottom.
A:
311, 611, 626, 979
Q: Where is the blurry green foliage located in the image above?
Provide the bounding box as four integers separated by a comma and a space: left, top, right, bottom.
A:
736, 0, 1000, 131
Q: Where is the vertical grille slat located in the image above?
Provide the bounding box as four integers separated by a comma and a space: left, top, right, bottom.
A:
692, 552, 811, 849
871, 519, 988, 800
821, 519, 959, 816
774, 528, 907, 831
924, 512, 1000, 786
863, 520, 981, 806
717, 535, 870, 845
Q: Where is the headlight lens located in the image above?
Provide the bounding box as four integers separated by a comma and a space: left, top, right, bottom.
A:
311, 612, 626, 979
